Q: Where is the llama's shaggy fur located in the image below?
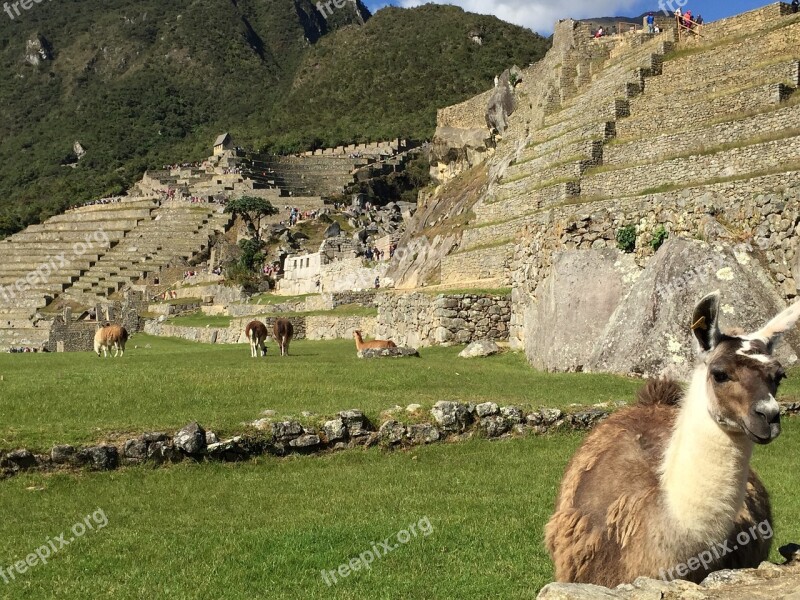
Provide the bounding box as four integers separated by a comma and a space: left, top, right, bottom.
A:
272, 318, 293, 356
245, 320, 268, 358
94, 324, 128, 358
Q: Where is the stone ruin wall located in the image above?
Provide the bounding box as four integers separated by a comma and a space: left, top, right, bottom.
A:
436, 89, 495, 131
144, 314, 377, 345
507, 176, 800, 348
376, 293, 511, 348
47, 302, 144, 352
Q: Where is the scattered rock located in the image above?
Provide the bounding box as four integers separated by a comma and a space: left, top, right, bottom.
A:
480, 416, 511, 438
147, 441, 183, 464
122, 439, 148, 461
476, 402, 500, 417
431, 401, 472, 433
2, 449, 38, 471
289, 434, 322, 449
141, 432, 169, 443
540, 408, 564, 426
174, 422, 207, 455
378, 420, 406, 445
459, 340, 500, 358
406, 403, 423, 413
205, 431, 219, 445
50, 445, 76, 465
271, 421, 304, 444
250, 418, 272, 431
339, 410, 372, 438
500, 406, 524, 424
358, 347, 420, 359
407, 423, 440, 445
323, 418, 347, 443
76, 446, 119, 471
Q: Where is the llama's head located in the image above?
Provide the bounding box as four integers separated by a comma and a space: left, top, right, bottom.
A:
692, 292, 800, 444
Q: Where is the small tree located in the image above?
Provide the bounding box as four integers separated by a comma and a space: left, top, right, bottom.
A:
224, 196, 278, 243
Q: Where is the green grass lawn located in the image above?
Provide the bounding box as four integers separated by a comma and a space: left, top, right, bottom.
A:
0, 336, 640, 451
0, 422, 798, 599
1, 338, 800, 598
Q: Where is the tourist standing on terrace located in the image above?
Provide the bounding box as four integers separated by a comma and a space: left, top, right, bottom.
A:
792, 0, 799, 14
646, 13, 655, 34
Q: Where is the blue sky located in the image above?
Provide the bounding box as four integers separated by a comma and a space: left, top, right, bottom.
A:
362, 0, 774, 34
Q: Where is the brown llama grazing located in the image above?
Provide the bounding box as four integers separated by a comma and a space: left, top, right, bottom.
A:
94, 323, 129, 358
245, 320, 268, 358
353, 330, 397, 352
545, 292, 798, 587
273, 318, 294, 357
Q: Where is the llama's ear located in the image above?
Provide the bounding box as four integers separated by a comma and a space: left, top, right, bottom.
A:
749, 301, 800, 352
692, 292, 722, 353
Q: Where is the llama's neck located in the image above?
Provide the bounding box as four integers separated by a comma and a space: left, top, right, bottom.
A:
659, 367, 753, 544
354, 335, 364, 351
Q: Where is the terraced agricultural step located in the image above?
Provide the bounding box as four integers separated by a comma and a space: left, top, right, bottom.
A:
581, 133, 800, 199
605, 102, 800, 167
649, 55, 799, 98
632, 60, 799, 113
476, 182, 579, 223
616, 82, 793, 140
440, 243, 513, 286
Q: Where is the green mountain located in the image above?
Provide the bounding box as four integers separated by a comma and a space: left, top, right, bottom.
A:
0, 0, 549, 237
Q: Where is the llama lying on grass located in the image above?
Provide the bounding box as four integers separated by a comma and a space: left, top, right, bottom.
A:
546, 292, 796, 586
245, 320, 268, 358
273, 318, 293, 357
352, 330, 397, 352
94, 323, 129, 358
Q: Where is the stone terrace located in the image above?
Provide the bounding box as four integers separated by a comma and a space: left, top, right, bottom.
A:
248, 155, 369, 197
64, 202, 230, 301
0, 199, 157, 346
441, 3, 800, 287
0, 199, 231, 348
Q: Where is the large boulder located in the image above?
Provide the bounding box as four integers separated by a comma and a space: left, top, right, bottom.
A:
486, 66, 521, 134
588, 239, 800, 377
459, 340, 500, 358
524, 248, 640, 372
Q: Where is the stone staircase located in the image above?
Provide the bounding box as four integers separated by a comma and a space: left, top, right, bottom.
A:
440, 3, 800, 287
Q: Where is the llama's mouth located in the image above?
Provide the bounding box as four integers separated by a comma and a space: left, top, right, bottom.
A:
742, 422, 781, 445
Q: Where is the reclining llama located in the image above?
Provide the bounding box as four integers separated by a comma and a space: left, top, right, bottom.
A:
546, 291, 795, 586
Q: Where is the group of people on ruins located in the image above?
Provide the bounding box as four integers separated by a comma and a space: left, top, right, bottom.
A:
67, 197, 124, 211
674, 8, 703, 31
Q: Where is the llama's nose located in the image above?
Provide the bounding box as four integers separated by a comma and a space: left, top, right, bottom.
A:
751, 397, 782, 442
754, 398, 781, 425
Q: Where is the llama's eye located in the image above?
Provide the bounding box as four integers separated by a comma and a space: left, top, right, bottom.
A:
712, 370, 730, 384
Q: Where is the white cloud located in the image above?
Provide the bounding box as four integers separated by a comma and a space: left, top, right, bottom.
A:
395, 0, 645, 33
